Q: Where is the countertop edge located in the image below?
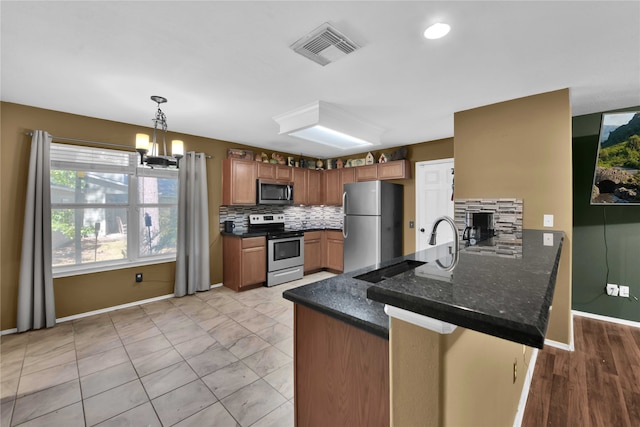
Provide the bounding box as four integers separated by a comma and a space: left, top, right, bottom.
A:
366, 233, 564, 349
282, 290, 389, 340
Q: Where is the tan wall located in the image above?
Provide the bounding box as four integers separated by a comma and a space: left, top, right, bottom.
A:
391, 318, 534, 426
391, 89, 573, 426
0, 101, 451, 330
0, 102, 255, 330
453, 89, 572, 344
402, 139, 454, 255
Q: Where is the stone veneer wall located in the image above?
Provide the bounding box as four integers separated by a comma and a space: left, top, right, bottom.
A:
219, 205, 343, 231
454, 198, 524, 258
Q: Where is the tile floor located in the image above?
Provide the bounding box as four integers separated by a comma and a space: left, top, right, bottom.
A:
0, 271, 335, 427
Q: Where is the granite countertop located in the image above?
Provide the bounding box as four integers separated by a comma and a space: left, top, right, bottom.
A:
283, 229, 564, 348
220, 230, 266, 237
221, 227, 342, 237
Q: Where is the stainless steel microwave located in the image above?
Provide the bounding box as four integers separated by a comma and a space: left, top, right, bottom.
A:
257, 180, 294, 205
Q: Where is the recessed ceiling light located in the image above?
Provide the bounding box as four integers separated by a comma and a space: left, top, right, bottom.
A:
424, 22, 450, 40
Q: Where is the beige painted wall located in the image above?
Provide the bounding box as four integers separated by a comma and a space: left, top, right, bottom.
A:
401, 139, 454, 255
453, 89, 573, 344
0, 102, 254, 329
1, 101, 450, 330
391, 89, 573, 426
391, 318, 534, 426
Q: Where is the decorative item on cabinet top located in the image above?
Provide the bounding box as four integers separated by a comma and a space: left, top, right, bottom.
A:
227, 148, 254, 160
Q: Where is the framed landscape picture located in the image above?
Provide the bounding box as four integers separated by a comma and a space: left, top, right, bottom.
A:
590, 111, 640, 205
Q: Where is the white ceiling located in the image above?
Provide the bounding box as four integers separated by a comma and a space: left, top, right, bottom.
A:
2, 1, 639, 158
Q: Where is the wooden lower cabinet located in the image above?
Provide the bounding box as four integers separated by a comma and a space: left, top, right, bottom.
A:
222, 236, 266, 291
304, 230, 343, 274
303, 231, 323, 274
293, 304, 389, 426
324, 230, 344, 273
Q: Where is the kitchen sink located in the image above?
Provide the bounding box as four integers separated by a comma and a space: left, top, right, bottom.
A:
354, 260, 426, 283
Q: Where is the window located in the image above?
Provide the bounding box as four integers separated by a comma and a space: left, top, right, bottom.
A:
50, 143, 178, 276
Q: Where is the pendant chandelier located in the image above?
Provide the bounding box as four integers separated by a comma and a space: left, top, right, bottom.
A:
135, 96, 184, 168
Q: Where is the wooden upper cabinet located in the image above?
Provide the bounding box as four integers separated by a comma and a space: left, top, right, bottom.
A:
355, 164, 378, 182
257, 162, 293, 182
257, 162, 276, 180
222, 158, 257, 205
276, 165, 293, 181
324, 169, 342, 206
341, 168, 356, 186
307, 169, 323, 205
378, 159, 411, 180
293, 167, 308, 205
324, 168, 357, 206
223, 158, 409, 206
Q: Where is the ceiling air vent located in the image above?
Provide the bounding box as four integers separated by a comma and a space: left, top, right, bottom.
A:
291, 22, 360, 66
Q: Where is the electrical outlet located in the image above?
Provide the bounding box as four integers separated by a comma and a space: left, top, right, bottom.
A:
619, 285, 630, 298
135, 273, 143, 283
543, 214, 554, 227
543, 233, 554, 246
606, 283, 619, 296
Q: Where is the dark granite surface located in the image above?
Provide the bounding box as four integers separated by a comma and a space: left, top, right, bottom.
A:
221, 227, 342, 238
220, 230, 267, 237
283, 229, 564, 348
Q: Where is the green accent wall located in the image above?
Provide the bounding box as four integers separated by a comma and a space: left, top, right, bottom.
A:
572, 108, 640, 322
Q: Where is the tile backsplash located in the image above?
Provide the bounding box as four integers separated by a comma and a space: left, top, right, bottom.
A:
454, 198, 523, 258
219, 205, 343, 231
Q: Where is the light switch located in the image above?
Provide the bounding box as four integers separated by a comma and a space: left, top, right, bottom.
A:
543, 214, 554, 227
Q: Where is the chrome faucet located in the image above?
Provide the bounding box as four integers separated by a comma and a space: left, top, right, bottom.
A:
429, 216, 460, 271
429, 216, 460, 254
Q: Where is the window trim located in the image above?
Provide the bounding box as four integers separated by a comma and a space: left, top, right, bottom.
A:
50, 143, 179, 276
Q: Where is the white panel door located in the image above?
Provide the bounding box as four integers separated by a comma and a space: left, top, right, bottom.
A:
415, 159, 455, 251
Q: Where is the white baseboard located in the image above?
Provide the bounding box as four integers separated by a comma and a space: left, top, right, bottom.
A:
572, 310, 640, 328
1, 282, 224, 336
513, 347, 539, 427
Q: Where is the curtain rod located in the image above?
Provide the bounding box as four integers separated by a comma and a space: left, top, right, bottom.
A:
25, 132, 213, 159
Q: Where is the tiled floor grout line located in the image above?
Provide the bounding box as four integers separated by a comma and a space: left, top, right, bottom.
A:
3, 273, 329, 426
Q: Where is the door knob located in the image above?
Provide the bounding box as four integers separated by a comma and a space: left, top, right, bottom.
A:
420, 228, 425, 232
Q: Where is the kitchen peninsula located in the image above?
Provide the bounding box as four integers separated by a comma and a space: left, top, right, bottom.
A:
283, 229, 564, 426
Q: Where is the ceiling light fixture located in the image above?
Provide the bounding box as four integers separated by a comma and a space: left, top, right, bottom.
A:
273, 101, 383, 150
135, 96, 184, 168
423, 22, 451, 40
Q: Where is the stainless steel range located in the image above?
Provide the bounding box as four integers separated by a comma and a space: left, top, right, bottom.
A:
249, 214, 304, 287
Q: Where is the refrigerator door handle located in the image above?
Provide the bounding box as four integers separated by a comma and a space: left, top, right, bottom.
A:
342, 192, 348, 238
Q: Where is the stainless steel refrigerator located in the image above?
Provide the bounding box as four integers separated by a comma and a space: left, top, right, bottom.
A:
343, 180, 403, 273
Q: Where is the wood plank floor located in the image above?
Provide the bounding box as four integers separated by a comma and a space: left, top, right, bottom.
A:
523, 316, 640, 426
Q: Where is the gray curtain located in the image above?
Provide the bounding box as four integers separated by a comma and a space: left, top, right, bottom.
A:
17, 130, 55, 332
175, 152, 210, 297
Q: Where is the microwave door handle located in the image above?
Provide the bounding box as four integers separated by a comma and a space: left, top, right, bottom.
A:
287, 185, 292, 201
